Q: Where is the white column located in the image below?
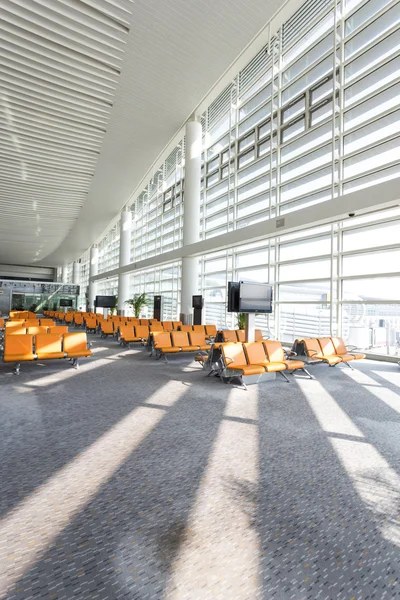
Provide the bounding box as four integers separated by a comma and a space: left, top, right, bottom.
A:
72, 261, 80, 285
60, 267, 66, 282
88, 245, 98, 312
118, 210, 132, 315
181, 120, 202, 323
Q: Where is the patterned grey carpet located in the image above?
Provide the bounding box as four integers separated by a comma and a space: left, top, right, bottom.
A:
1, 334, 400, 599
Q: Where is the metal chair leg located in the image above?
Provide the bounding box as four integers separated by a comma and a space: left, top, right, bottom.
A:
280, 371, 291, 383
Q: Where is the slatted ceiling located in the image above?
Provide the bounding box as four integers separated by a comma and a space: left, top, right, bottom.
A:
2, 91, 110, 127
28, 0, 129, 41
0, 0, 132, 264
0, 22, 121, 79
2, 2, 125, 69
80, 0, 133, 28
1, 50, 117, 100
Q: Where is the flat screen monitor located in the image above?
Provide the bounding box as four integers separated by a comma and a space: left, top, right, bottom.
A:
192, 295, 204, 309
227, 282, 240, 313
95, 295, 116, 308
239, 282, 273, 313
59, 298, 73, 307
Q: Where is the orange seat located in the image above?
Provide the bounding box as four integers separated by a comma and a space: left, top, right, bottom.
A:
100, 322, 114, 336
331, 337, 366, 360
119, 325, 135, 342
6, 328, 27, 335
63, 332, 92, 358
27, 326, 48, 335
236, 330, 246, 342
205, 325, 217, 338
172, 321, 182, 330
85, 317, 97, 331
153, 332, 181, 356
302, 338, 341, 365
317, 337, 344, 365
49, 325, 68, 334
135, 325, 149, 341
254, 329, 264, 342
171, 331, 197, 351
192, 325, 205, 333
150, 323, 163, 332
263, 340, 306, 371
221, 330, 237, 343
221, 343, 265, 376
36, 333, 64, 360
140, 319, 150, 325
161, 321, 173, 331
189, 331, 211, 351
244, 342, 286, 373
4, 334, 35, 362
179, 325, 193, 332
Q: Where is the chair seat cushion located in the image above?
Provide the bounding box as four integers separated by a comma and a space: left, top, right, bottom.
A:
351, 352, 366, 360
199, 345, 211, 351
259, 361, 287, 372
335, 353, 355, 362
227, 364, 265, 376
66, 350, 92, 358
324, 355, 342, 364
4, 353, 35, 362
180, 346, 199, 352
283, 359, 305, 370
36, 352, 65, 360
161, 347, 181, 353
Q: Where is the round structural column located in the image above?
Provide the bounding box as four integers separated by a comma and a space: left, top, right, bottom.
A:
88, 245, 98, 312
181, 120, 202, 323
118, 210, 132, 315
72, 261, 80, 285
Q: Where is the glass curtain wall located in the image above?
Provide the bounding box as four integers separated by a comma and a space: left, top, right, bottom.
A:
67, 0, 399, 355
200, 205, 400, 356
129, 262, 181, 320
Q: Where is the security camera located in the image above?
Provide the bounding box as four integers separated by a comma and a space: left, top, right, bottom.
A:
348, 212, 355, 217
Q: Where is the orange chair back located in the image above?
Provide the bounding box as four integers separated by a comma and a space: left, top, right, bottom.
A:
318, 337, 336, 356
4, 334, 34, 358
63, 332, 87, 353
49, 326, 68, 334
243, 342, 267, 364
263, 340, 284, 362
172, 331, 189, 347
135, 325, 149, 338
153, 332, 172, 348
221, 343, 247, 366
35, 333, 63, 355
27, 326, 48, 335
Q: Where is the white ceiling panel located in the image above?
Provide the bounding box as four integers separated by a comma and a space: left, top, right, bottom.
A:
0, 0, 133, 265
0, 0, 284, 266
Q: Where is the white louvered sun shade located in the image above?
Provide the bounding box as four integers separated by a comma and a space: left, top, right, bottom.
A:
0, 0, 132, 264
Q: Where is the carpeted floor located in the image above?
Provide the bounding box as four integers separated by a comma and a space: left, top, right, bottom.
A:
1, 333, 400, 599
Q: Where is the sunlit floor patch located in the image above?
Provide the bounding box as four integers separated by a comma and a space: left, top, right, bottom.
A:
165, 387, 260, 600
298, 378, 400, 548
0, 381, 187, 598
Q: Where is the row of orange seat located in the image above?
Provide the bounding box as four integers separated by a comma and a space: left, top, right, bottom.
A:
301, 337, 366, 366
151, 331, 212, 360
3, 332, 92, 374
9, 311, 37, 321
218, 341, 311, 387
5, 326, 68, 336
114, 323, 218, 343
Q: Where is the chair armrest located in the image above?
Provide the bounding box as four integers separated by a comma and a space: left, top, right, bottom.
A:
307, 350, 320, 357
87, 342, 92, 349
346, 345, 360, 351
284, 350, 297, 358
225, 356, 234, 365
